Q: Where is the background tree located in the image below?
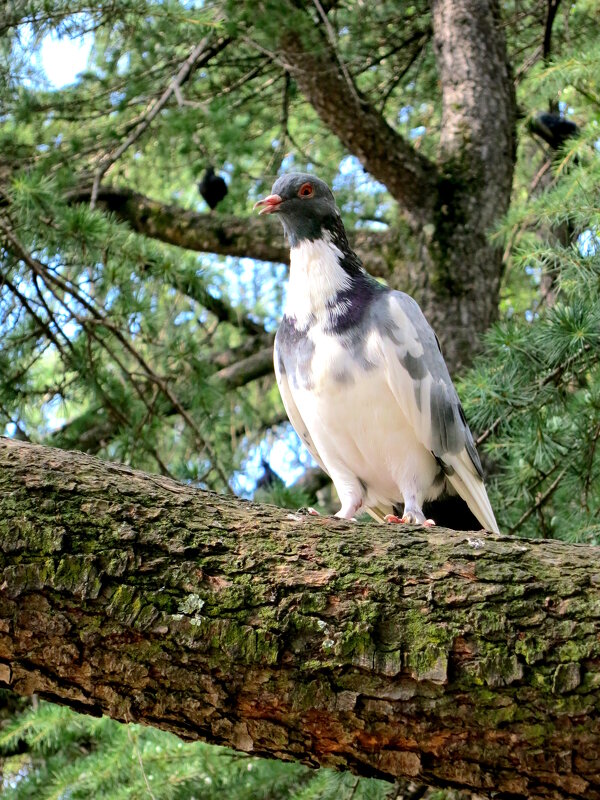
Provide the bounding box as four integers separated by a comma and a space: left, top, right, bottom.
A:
1, 0, 599, 797
461, 45, 600, 542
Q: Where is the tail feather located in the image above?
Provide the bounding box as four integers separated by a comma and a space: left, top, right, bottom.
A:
447, 451, 499, 533
364, 504, 389, 524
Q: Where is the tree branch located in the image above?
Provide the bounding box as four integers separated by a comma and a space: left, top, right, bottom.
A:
211, 345, 275, 390
88, 185, 290, 262
276, 25, 438, 227
1, 438, 599, 799
75, 186, 410, 282
543, 0, 562, 62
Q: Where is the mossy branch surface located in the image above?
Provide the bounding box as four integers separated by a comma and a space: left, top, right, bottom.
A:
0, 438, 599, 799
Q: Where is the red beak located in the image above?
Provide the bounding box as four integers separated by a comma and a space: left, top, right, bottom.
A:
253, 194, 283, 215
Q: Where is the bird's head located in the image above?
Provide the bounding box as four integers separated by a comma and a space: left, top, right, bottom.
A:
254, 173, 340, 247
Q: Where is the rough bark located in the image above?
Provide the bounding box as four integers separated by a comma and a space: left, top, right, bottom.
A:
1, 438, 599, 799
422, 0, 516, 371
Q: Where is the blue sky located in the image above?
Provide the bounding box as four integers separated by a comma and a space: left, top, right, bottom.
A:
40, 31, 93, 88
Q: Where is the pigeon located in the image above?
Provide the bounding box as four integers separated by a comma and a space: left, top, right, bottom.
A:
254, 173, 499, 533
255, 458, 283, 490
198, 166, 228, 210
529, 112, 579, 151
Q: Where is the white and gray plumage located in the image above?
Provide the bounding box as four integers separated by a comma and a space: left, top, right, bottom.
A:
254, 173, 499, 533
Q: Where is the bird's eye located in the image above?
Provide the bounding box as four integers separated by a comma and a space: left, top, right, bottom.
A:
298, 183, 314, 198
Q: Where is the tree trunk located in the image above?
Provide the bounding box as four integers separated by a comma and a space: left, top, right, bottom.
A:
0, 438, 598, 799
426, 0, 516, 370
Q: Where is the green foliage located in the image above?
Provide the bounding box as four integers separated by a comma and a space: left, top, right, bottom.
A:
253, 480, 313, 510
461, 38, 600, 541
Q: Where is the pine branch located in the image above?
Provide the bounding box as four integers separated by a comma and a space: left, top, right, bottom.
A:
0, 222, 232, 490
476, 344, 595, 447
89, 32, 231, 208
509, 464, 568, 534
47, 336, 278, 457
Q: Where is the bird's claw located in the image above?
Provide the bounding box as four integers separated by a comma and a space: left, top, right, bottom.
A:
384, 513, 435, 527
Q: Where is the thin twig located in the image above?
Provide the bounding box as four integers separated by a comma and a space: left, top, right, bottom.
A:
0, 404, 30, 441
266, 71, 291, 175
529, 159, 552, 194
207, 58, 270, 103
126, 726, 158, 800
476, 344, 593, 447
0, 270, 71, 360
312, 0, 362, 108
347, 776, 361, 799
90, 33, 230, 208
509, 464, 568, 534
573, 82, 600, 110
379, 34, 428, 113
514, 43, 543, 85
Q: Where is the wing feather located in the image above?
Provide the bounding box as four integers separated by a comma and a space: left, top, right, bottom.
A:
382, 291, 499, 533
273, 339, 329, 477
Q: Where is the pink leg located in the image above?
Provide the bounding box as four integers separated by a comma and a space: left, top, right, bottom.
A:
385, 513, 435, 527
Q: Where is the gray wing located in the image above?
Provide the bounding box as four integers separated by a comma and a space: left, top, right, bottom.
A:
380, 291, 499, 532
273, 335, 329, 477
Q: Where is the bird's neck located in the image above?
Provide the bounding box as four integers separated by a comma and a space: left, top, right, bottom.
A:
284, 233, 368, 329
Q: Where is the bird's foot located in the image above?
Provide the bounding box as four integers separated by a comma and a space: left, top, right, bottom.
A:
334, 511, 358, 522
296, 507, 357, 523
402, 509, 435, 526
335, 497, 362, 522
385, 512, 435, 527
384, 514, 403, 524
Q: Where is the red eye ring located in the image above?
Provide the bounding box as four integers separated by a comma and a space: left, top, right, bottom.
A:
298, 182, 314, 198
